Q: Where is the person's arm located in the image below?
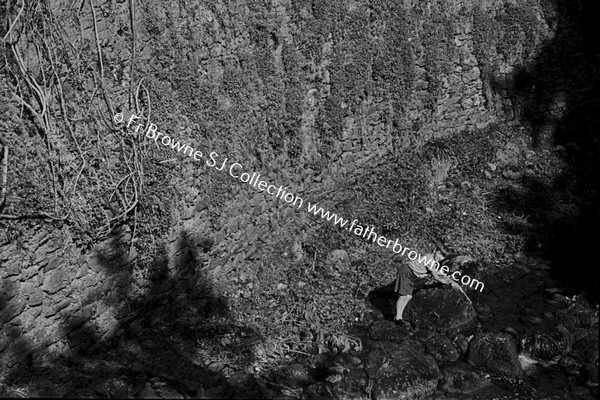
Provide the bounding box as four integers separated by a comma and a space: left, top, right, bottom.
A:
428, 267, 452, 284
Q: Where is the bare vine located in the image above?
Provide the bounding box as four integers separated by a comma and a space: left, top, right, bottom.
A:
1, 0, 144, 249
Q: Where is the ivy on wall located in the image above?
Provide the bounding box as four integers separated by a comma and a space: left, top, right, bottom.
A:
421, 7, 455, 110
371, 1, 415, 126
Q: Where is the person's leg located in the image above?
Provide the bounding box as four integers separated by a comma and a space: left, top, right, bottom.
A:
394, 294, 413, 320
394, 263, 415, 321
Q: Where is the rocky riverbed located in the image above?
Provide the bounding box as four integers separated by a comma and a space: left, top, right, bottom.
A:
269, 255, 598, 400
1, 254, 597, 399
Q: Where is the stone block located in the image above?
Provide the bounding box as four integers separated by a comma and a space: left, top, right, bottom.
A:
5, 260, 21, 277
20, 312, 38, 332
0, 329, 7, 352
53, 300, 72, 314
43, 303, 58, 318
36, 270, 45, 287
29, 304, 42, 318
44, 257, 62, 272
43, 270, 67, 294
75, 264, 88, 279
84, 274, 97, 288
27, 290, 43, 307
0, 297, 26, 323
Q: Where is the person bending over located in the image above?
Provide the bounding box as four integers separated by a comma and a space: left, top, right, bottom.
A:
393, 249, 452, 327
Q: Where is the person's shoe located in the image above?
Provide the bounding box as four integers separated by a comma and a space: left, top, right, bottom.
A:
393, 319, 412, 329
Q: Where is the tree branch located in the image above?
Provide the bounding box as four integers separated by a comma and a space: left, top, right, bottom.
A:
2, 0, 25, 43
0, 141, 7, 209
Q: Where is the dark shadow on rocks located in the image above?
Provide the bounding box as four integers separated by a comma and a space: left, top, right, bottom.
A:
367, 282, 397, 320
1, 225, 273, 398
487, 0, 600, 305
0, 281, 38, 394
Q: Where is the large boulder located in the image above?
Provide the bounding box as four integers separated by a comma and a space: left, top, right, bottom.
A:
308, 354, 369, 400
520, 324, 574, 362
422, 332, 461, 363
365, 339, 441, 400
368, 320, 414, 341
439, 363, 492, 395
404, 284, 477, 336
468, 333, 523, 379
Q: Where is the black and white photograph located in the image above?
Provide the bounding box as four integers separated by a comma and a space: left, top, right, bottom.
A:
0, 0, 598, 398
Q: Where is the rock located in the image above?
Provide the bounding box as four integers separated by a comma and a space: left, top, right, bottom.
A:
551, 293, 570, 306
42, 270, 67, 294
546, 298, 566, 308
571, 335, 599, 365
194, 200, 208, 212
27, 291, 43, 307
467, 333, 523, 379
521, 325, 574, 361
521, 315, 543, 326
515, 264, 532, 274
0, 330, 7, 352
451, 333, 470, 356
139, 383, 160, 399
582, 364, 599, 383
94, 378, 132, 398
404, 285, 477, 336
368, 320, 414, 341
325, 374, 343, 384
0, 297, 26, 323
157, 387, 184, 399
306, 380, 369, 400
555, 298, 598, 341
558, 356, 580, 375
5, 261, 21, 277
502, 168, 522, 180
291, 240, 304, 262
0, 281, 17, 303
518, 353, 539, 371
514, 252, 527, 263
531, 262, 551, 270
197, 236, 214, 251
423, 333, 460, 362
245, 225, 258, 244
366, 339, 441, 400
326, 249, 350, 272
280, 363, 315, 388
502, 327, 518, 339
440, 364, 491, 395
314, 355, 369, 399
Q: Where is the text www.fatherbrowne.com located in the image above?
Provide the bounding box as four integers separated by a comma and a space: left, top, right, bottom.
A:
116, 113, 484, 292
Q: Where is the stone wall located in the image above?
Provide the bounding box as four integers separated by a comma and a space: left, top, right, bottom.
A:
0, 0, 566, 372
